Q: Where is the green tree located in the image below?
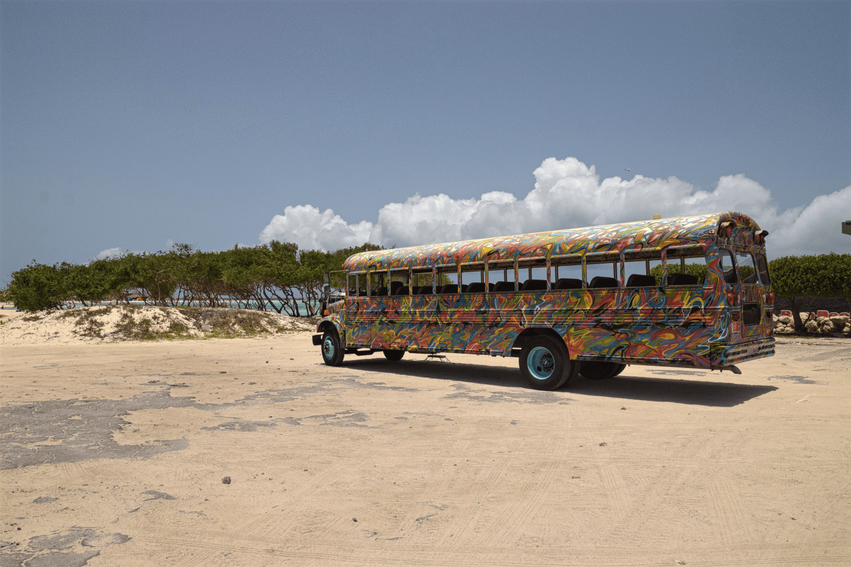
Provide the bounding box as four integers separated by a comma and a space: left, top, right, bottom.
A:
7, 261, 71, 312
770, 253, 851, 332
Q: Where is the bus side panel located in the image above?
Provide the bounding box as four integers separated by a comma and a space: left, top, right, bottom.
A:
339, 278, 767, 369
345, 294, 437, 350
555, 285, 721, 367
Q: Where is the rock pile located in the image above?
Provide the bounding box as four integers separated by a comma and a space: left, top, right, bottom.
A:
774, 313, 851, 335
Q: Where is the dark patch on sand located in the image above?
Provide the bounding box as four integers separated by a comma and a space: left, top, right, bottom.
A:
767, 375, 818, 384
201, 420, 275, 432
141, 490, 176, 501
284, 410, 373, 428
0, 391, 192, 470
0, 528, 129, 567
1, 377, 390, 469
443, 383, 569, 405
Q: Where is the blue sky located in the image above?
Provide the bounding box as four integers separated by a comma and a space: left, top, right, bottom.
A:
2, 0, 849, 284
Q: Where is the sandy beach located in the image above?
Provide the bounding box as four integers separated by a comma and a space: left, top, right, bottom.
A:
1, 306, 849, 566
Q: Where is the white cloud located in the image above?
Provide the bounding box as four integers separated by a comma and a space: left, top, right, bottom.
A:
93, 247, 122, 261
258, 157, 851, 259
259, 205, 376, 252
767, 185, 851, 257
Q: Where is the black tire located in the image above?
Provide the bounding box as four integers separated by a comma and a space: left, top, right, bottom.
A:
320, 329, 345, 366
519, 335, 576, 390
580, 361, 625, 380
383, 349, 405, 361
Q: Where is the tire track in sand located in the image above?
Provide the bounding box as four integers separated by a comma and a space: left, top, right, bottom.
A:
172, 458, 364, 567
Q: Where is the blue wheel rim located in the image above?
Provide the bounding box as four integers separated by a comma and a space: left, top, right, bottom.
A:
527, 346, 555, 380
323, 337, 335, 360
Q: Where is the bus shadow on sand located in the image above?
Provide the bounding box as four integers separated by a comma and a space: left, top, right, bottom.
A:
343, 358, 777, 407
568, 373, 777, 407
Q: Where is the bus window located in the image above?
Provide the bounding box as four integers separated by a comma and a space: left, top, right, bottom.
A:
719, 249, 737, 285
623, 258, 656, 288
518, 259, 547, 291
389, 270, 408, 295
411, 269, 435, 294
460, 263, 484, 292
735, 252, 758, 285
489, 260, 517, 292
368, 272, 388, 296
436, 267, 459, 294
348, 274, 367, 297
662, 245, 709, 287
552, 257, 584, 289
586, 254, 618, 288
755, 253, 771, 286
644, 259, 663, 286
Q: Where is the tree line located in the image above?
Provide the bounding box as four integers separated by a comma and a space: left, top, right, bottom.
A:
770, 253, 851, 332
3, 247, 849, 330
4, 242, 379, 316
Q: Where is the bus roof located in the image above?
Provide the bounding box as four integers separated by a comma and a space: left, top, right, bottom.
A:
343, 211, 763, 273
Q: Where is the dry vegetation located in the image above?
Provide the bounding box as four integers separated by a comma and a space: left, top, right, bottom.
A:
0, 304, 316, 345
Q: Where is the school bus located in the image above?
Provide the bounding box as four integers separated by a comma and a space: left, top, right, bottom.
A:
312, 212, 774, 390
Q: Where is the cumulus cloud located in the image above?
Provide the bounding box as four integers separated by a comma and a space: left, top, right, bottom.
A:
259, 205, 377, 251
259, 157, 851, 259
93, 247, 122, 261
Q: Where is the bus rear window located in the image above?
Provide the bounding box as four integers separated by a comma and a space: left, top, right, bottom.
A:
756, 253, 771, 286
719, 250, 737, 284
735, 251, 758, 284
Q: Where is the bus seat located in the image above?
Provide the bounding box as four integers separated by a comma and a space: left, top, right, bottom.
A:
669, 273, 698, 286
440, 284, 459, 294
590, 276, 619, 289
554, 278, 583, 290
494, 281, 516, 292
390, 281, 404, 295
415, 286, 432, 295
466, 282, 486, 293
521, 279, 548, 291
626, 274, 656, 287
397, 286, 410, 295
374, 287, 388, 296
723, 269, 737, 285
461, 284, 468, 292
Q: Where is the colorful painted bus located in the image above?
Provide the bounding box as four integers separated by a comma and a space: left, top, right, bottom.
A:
312, 212, 774, 390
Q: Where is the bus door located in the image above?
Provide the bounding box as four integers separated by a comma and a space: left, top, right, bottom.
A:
730, 249, 767, 343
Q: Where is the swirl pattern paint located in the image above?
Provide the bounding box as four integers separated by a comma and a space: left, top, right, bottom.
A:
318, 212, 775, 372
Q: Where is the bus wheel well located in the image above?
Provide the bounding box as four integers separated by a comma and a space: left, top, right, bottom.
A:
512, 328, 567, 354
317, 320, 341, 338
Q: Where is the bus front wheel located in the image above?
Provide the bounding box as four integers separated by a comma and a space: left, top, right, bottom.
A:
321, 329, 345, 366
519, 336, 576, 390
580, 361, 626, 380
383, 350, 405, 361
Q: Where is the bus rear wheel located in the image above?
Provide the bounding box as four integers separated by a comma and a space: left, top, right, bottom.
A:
321, 329, 345, 366
383, 350, 405, 361
519, 335, 576, 390
580, 361, 626, 380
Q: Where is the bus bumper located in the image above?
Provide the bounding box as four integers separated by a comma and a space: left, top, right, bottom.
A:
718, 337, 775, 366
